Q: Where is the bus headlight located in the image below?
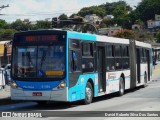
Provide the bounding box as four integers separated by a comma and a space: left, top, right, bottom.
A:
52, 81, 66, 90
59, 81, 66, 88
10, 81, 22, 89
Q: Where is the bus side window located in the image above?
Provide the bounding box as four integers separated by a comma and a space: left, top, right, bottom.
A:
69, 50, 81, 72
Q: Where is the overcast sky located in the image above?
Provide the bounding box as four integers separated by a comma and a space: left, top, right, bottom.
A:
0, 0, 142, 22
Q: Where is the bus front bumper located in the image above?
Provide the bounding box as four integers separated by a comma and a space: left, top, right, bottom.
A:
11, 88, 68, 102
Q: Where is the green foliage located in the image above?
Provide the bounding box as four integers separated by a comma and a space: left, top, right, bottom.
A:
135, 0, 160, 22
10, 19, 29, 31
101, 19, 114, 27
0, 19, 52, 41
77, 1, 132, 28
59, 13, 68, 20
114, 29, 135, 39
104, 1, 132, 15
36, 20, 52, 29
0, 19, 8, 28
0, 29, 16, 40
0, 0, 160, 42
78, 6, 106, 17
156, 30, 160, 43
69, 13, 77, 18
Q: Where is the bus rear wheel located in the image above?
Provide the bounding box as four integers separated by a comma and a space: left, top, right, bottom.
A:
118, 77, 125, 96
37, 101, 47, 106
83, 82, 93, 104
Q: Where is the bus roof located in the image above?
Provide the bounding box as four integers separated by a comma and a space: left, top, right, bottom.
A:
96, 35, 129, 45
135, 41, 152, 48
13, 30, 152, 48
67, 31, 96, 41
96, 35, 152, 48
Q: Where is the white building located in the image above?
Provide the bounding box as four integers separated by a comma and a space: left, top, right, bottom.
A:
147, 14, 160, 29
84, 14, 102, 24
103, 15, 114, 20
147, 20, 160, 28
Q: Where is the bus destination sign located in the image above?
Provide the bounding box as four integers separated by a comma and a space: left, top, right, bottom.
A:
26, 35, 57, 42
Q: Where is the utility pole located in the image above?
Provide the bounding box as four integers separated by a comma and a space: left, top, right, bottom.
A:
0, 4, 9, 15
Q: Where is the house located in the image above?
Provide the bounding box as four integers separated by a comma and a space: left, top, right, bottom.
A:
147, 14, 160, 29
103, 15, 114, 20
98, 27, 122, 36
23, 19, 37, 25
147, 20, 160, 29
132, 24, 143, 31
84, 14, 102, 25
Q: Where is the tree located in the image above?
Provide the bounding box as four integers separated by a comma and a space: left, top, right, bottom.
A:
78, 6, 106, 17
59, 13, 68, 20
114, 29, 135, 39
104, 1, 132, 15
10, 19, 29, 31
156, 30, 160, 43
36, 20, 52, 29
135, 0, 160, 23
69, 13, 77, 18
0, 29, 16, 41
101, 19, 114, 27
0, 19, 8, 28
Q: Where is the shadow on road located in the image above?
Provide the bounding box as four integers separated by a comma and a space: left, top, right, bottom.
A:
30, 85, 147, 110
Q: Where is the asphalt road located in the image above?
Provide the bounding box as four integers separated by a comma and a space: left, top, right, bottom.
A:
1, 66, 160, 120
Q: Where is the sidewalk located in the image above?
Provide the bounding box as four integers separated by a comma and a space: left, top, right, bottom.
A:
153, 62, 160, 80
0, 85, 11, 105
0, 85, 10, 99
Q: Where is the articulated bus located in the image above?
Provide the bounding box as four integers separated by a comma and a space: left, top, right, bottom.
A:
11, 30, 153, 104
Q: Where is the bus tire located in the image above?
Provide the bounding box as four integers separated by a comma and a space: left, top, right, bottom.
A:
83, 82, 93, 104
143, 73, 147, 87
37, 101, 47, 105
118, 77, 125, 96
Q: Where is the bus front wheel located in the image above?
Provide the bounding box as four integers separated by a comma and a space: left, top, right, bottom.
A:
83, 82, 93, 104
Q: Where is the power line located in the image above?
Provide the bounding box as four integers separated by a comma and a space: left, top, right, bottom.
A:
0, 8, 80, 16
0, 4, 9, 11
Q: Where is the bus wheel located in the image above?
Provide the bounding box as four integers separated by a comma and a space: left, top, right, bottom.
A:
83, 82, 93, 104
118, 77, 125, 96
37, 101, 47, 105
143, 74, 147, 87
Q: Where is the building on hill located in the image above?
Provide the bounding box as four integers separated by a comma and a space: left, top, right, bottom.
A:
147, 14, 160, 32
98, 27, 122, 36
132, 24, 144, 31
84, 14, 102, 25
103, 15, 114, 20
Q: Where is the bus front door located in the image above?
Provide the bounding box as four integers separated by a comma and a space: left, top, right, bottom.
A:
97, 47, 106, 92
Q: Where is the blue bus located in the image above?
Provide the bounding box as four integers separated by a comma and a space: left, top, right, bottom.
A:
11, 30, 153, 104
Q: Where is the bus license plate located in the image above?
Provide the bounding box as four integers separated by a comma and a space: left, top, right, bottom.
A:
32, 92, 42, 96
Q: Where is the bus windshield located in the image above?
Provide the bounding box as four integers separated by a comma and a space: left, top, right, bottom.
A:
12, 45, 65, 79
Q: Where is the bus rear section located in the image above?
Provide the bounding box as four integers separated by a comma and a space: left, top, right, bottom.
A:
11, 30, 69, 102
